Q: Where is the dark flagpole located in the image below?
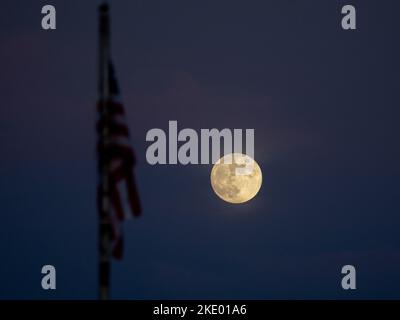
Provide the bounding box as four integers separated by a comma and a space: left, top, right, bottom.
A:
98, 2, 111, 300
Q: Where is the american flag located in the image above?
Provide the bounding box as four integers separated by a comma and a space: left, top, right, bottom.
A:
97, 61, 141, 260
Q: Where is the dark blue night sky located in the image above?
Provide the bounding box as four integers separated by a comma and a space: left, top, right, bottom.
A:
0, 0, 399, 299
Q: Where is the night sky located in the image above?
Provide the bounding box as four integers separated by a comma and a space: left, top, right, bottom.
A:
1, 0, 400, 299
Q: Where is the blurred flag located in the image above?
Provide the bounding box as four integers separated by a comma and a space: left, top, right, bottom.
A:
97, 61, 141, 260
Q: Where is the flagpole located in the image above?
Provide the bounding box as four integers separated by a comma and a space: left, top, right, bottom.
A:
98, 2, 111, 300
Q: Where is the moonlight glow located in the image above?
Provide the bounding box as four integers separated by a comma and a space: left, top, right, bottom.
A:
210, 153, 262, 204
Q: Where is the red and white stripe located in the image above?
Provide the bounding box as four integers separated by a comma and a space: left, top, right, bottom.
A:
97, 63, 141, 260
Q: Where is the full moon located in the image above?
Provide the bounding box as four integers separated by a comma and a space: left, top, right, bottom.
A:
210, 153, 262, 204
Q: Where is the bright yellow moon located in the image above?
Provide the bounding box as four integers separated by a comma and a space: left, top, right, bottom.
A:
210, 153, 262, 204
